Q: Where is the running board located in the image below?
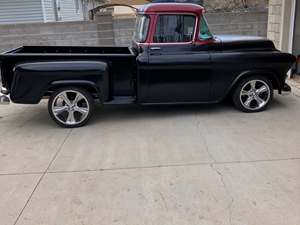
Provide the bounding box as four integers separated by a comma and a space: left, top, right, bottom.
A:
104, 96, 136, 105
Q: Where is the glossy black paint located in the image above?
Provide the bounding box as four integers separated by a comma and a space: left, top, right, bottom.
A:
0, 38, 296, 105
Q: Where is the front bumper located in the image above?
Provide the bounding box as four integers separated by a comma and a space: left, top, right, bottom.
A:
0, 87, 10, 105
281, 83, 292, 96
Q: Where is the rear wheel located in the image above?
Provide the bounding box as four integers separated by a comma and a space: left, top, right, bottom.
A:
48, 87, 94, 128
232, 76, 273, 112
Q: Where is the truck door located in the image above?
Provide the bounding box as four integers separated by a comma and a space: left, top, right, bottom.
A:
140, 14, 211, 103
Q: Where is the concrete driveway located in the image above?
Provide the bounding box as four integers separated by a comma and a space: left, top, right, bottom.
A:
0, 91, 300, 225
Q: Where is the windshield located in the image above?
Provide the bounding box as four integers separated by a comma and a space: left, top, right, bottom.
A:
134, 15, 150, 43
199, 15, 213, 40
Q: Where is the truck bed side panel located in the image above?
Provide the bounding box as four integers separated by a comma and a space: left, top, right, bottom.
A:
11, 61, 109, 104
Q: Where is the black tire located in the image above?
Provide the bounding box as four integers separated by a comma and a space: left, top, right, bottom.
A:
48, 87, 94, 128
232, 76, 273, 113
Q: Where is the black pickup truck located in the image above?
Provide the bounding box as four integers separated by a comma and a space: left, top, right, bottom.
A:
0, 3, 296, 128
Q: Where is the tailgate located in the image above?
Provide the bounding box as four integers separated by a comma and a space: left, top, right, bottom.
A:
0, 56, 9, 90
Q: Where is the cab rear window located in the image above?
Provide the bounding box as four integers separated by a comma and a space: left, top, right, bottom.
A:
134, 15, 150, 43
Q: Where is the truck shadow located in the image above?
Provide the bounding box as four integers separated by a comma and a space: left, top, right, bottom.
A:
23, 102, 227, 129
89, 97, 289, 125
91, 102, 233, 124
24, 97, 288, 128
99, 103, 219, 114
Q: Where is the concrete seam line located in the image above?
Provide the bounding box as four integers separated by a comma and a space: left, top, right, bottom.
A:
46, 157, 300, 175
1, 157, 300, 177
195, 115, 217, 163
210, 163, 234, 225
12, 129, 72, 225
0, 171, 43, 176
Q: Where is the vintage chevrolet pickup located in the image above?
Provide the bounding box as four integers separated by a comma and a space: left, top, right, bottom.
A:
0, 3, 296, 128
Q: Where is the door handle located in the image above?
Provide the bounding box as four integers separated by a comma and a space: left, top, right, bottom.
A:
150, 47, 161, 50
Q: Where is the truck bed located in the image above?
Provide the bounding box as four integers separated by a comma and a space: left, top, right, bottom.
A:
0, 46, 137, 98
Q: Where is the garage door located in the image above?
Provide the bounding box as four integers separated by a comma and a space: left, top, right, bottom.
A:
293, 1, 300, 74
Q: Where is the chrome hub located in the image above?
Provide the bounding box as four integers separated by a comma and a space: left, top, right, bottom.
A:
240, 80, 271, 110
51, 90, 89, 126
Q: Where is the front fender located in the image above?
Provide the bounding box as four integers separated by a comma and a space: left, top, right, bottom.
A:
225, 70, 281, 99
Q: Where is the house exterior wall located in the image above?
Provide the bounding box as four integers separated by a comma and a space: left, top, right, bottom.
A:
267, 0, 299, 74
293, 2, 300, 55
109, 0, 148, 4
43, 0, 56, 22
59, 0, 84, 21
293, 1, 300, 74
0, 0, 44, 24
267, 0, 297, 53
0, 0, 84, 24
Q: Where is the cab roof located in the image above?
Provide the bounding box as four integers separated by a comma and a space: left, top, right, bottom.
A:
138, 3, 204, 14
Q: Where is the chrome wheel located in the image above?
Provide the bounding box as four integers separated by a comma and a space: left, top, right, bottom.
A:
239, 80, 271, 111
51, 90, 90, 126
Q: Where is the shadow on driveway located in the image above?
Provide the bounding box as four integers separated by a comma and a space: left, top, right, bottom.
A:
26, 96, 290, 128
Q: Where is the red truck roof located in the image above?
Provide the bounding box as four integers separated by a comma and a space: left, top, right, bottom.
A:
139, 3, 204, 14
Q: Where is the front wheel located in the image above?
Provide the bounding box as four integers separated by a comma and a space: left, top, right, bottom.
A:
232, 76, 273, 113
48, 87, 94, 128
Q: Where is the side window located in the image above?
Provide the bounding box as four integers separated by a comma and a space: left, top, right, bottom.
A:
153, 15, 196, 43
199, 15, 213, 40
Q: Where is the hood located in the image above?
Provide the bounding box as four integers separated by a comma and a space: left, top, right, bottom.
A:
215, 35, 276, 51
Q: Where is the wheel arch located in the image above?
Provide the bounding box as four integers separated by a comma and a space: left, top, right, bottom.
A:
48, 80, 106, 102
226, 70, 280, 98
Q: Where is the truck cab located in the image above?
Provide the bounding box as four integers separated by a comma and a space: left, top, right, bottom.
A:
133, 3, 215, 103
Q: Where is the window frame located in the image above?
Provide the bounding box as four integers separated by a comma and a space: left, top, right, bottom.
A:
151, 13, 198, 45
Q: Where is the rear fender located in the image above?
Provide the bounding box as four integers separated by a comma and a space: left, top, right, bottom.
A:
49, 80, 101, 100
10, 61, 109, 104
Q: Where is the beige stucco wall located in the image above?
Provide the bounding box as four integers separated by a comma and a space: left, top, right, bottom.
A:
268, 0, 296, 52
267, 0, 283, 49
